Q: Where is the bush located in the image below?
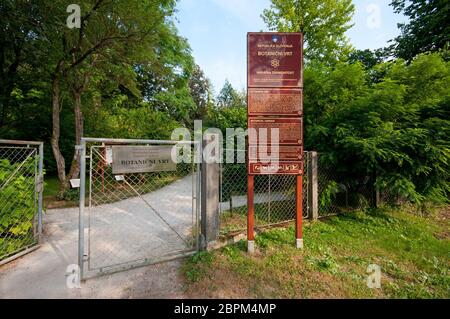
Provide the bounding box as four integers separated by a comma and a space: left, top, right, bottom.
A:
0, 158, 36, 258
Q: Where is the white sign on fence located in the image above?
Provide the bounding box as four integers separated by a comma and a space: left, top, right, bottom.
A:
112, 145, 176, 174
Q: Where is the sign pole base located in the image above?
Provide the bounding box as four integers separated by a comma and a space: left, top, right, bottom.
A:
296, 174, 303, 249
247, 174, 255, 254
247, 240, 255, 254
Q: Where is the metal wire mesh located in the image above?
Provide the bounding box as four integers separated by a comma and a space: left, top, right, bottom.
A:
84, 142, 198, 275
379, 188, 401, 205
0, 144, 40, 261
219, 150, 390, 234
317, 155, 375, 217
219, 150, 308, 235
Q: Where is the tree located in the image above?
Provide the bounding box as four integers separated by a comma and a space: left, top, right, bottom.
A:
137, 22, 196, 127
0, 0, 196, 193
306, 53, 450, 204
189, 64, 214, 120
55, 0, 183, 191
0, 1, 49, 135
348, 49, 386, 70
24, 0, 184, 192
262, 0, 355, 64
390, 0, 450, 61
216, 80, 246, 109
303, 60, 368, 145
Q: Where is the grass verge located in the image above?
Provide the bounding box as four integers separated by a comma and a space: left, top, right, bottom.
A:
182, 205, 449, 298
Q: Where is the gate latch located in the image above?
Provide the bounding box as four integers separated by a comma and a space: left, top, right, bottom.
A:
36, 175, 44, 193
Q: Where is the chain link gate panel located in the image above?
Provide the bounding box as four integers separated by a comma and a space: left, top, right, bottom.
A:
0, 140, 43, 264
78, 138, 200, 279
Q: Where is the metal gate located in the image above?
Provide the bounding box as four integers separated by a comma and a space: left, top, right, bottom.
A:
78, 138, 200, 279
0, 140, 43, 265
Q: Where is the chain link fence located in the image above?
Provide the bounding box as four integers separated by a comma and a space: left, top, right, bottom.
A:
0, 140, 43, 264
79, 139, 200, 278
219, 150, 390, 236
219, 150, 308, 235
317, 170, 374, 217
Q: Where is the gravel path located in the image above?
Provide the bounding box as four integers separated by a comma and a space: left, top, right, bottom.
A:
0, 175, 195, 299
220, 191, 294, 211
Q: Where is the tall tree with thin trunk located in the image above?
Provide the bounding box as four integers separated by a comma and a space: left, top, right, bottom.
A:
42, 0, 179, 193
262, 0, 355, 65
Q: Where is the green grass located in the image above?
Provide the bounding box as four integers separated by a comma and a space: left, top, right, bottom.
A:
43, 175, 59, 198
43, 175, 79, 209
183, 205, 450, 298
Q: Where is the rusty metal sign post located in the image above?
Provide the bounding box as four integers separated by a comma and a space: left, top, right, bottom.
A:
247, 32, 304, 253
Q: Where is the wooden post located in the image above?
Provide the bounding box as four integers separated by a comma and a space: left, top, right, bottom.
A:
296, 174, 304, 249
247, 174, 255, 253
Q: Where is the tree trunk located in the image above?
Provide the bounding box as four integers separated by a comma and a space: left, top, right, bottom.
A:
50, 74, 68, 194
68, 90, 83, 180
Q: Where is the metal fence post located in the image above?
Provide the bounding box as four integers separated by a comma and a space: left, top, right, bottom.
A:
37, 142, 44, 236
200, 134, 220, 249
308, 151, 319, 220
77, 141, 86, 279
196, 141, 202, 252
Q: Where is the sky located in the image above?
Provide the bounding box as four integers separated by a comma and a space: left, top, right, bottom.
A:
176, 0, 407, 93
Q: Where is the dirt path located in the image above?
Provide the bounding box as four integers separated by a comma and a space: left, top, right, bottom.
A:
220, 191, 294, 211
0, 175, 195, 299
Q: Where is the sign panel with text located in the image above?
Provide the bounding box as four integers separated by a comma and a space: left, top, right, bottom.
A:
248, 145, 303, 161
248, 117, 302, 146
248, 33, 303, 88
248, 162, 303, 175
112, 145, 176, 174
248, 88, 302, 117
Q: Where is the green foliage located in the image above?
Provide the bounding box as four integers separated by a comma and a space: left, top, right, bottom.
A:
0, 158, 36, 258
216, 80, 246, 109
305, 250, 340, 274
222, 244, 256, 276
183, 251, 215, 283
390, 0, 450, 61
306, 53, 450, 204
206, 106, 247, 133
189, 64, 214, 120
262, 0, 355, 64
1, 0, 449, 206
319, 180, 341, 210
184, 206, 450, 298
0, 0, 197, 177
218, 56, 449, 209
348, 49, 386, 70
85, 101, 181, 140
58, 188, 79, 202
